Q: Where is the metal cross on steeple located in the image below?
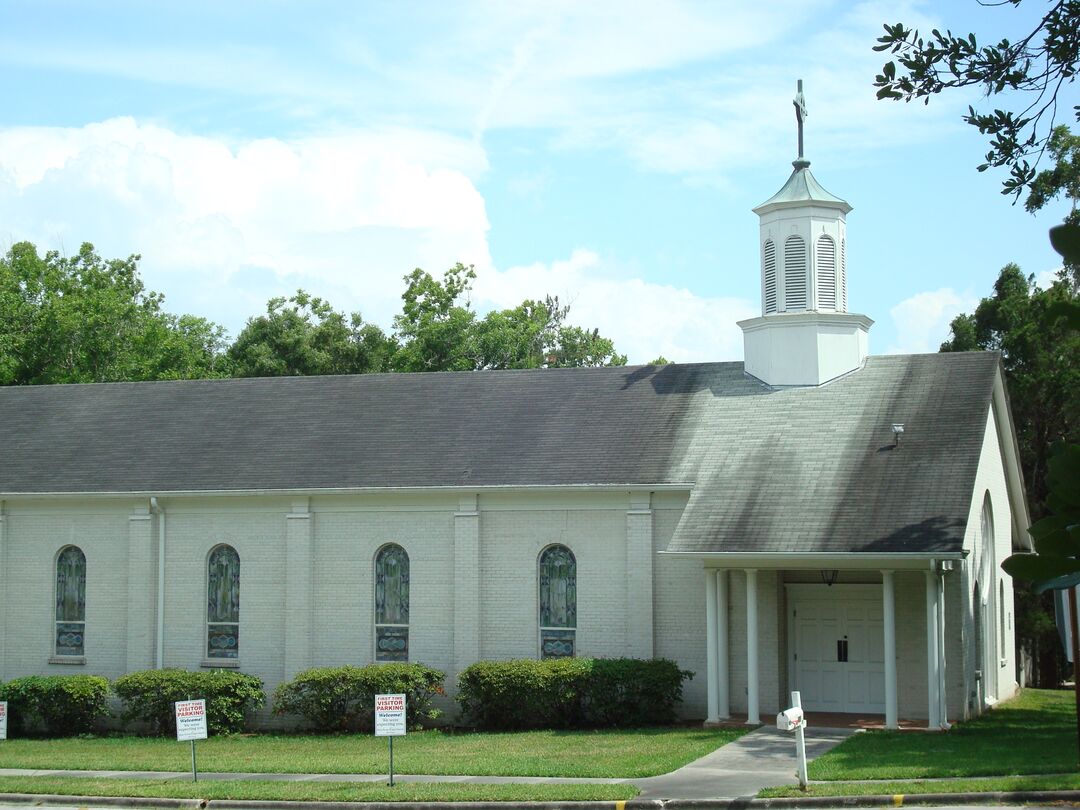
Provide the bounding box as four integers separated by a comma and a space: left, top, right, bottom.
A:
793, 79, 808, 161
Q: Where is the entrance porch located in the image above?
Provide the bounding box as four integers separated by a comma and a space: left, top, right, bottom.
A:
701, 558, 962, 729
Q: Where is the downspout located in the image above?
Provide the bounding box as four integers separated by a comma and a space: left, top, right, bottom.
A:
150, 497, 165, 669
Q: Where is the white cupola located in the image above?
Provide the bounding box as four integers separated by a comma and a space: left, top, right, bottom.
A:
738, 81, 873, 387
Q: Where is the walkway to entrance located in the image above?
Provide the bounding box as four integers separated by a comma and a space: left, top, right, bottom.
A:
633, 724, 855, 800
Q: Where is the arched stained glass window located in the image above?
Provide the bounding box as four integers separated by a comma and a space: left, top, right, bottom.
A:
375, 544, 410, 662
539, 545, 576, 659
55, 546, 86, 656
207, 544, 240, 659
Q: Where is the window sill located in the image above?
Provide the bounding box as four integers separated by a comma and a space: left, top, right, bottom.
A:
48, 656, 86, 665
201, 658, 240, 669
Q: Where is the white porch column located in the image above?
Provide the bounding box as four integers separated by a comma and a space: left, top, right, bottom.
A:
925, 569, 941, 728
882, 570, 898, 729
746, 569, 760, 724
705, 569, 719, 723
938, 573, 948, 727
717, 569, 730, 719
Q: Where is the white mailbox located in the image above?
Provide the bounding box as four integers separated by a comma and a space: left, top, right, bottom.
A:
776, 705, 805, 731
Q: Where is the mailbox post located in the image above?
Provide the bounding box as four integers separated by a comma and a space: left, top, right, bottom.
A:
776, 690, 808, 790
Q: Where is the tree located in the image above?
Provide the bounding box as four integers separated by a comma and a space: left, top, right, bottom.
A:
874, 0, 1080, 199
391, 264, 478, 373
229, 290, 395, 378
1028, 125, 1080, 289
391, 264, 626, 372
942, 261, 1080, 685
0, 241, 229, 385
942, 263, 1080, 507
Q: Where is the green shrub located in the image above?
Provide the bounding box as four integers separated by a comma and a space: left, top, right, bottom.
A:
273, 664, 445, 732
456, 658, 692, 730
112, 669, 265, 735
0, 675, 109, 736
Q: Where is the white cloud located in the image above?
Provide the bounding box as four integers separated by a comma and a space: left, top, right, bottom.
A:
1035, 267, 1065, 289
885, 287, 977, 355
473, 249, 756, 364
0, 118, 492, 335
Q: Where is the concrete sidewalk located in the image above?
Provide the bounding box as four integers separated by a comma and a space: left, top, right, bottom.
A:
633, 725, 854, 800
0, 724, 854, 800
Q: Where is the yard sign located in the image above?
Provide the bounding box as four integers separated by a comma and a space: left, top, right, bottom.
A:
175, 699, 208, 781
0, 700, 7, 740
374, 693, 406, 786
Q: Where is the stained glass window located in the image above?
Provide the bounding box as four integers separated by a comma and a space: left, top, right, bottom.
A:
539, 545, 576, 659
55, 546, 86, 656
375, 544, 409, 662
207, 544, 240, 659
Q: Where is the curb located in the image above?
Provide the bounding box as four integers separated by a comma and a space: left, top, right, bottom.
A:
2, 791, 1080, 810
0, 793, 204, 808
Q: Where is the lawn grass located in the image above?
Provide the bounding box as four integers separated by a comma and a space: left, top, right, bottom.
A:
760, 773, 1080, 798
808, 688, 1079, 780
0, 726, 747, 779
0, 776, 638, 803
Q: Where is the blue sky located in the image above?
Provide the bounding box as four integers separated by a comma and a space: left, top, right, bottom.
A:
0, 0, 1074, 363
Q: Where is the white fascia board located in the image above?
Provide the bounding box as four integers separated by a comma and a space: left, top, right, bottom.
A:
992, 366, 1034, 551
658, 550, 967, 570
0, 482, 695, 501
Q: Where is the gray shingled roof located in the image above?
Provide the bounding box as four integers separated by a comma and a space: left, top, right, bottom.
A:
0, 352, 1000, 555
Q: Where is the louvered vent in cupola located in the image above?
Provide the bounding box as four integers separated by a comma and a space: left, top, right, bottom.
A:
763, 239, 777, 314
816, 235, 836, 310
783, 235, 807, 310
841, 238, 847, 311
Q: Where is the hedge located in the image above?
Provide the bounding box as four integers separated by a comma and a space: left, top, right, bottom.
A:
0, 674, 110, 736
456, 657, 692, 729
112, 669, 265, 735
273, 663, 445, 732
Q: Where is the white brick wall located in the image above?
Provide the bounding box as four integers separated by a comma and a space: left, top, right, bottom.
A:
0, 419, 1020, 730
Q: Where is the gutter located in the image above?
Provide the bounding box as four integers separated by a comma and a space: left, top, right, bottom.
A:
658, 550, 968, 571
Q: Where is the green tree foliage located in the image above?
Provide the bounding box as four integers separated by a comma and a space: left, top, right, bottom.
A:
2, 242, 626, 384
0, 242, 229, 384
942, 262, 1080, 685
391, 264, 479, 372
391, 263, 626, 372
1027, 126, 1080, 225
229, 290, 395, 377
942, 263, 1079, 509
874, 0, 1080, 199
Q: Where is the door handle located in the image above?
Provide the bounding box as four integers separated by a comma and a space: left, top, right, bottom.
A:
837, 639, 848, 662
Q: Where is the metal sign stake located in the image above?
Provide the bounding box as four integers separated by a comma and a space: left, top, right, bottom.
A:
388, 736, 394, 786
191, 739, 198, 782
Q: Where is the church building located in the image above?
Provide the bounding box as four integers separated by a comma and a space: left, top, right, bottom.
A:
0, 89, 1029, 728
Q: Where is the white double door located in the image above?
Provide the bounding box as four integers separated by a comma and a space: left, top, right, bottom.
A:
789, 586, 886, 714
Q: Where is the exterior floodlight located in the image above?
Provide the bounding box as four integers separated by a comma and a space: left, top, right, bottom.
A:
892, 423, 905, 447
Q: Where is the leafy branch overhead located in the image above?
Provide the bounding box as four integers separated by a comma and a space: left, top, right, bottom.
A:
874, 0, 1080, 199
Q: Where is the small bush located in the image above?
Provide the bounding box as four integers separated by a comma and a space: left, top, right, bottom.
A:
112, 669, 265, 735
273, 663, 445, 732
0, 675, 109, 736
457, 657, 692, 730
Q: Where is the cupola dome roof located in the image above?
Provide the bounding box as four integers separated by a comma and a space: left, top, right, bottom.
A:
752, 158, 852, 215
